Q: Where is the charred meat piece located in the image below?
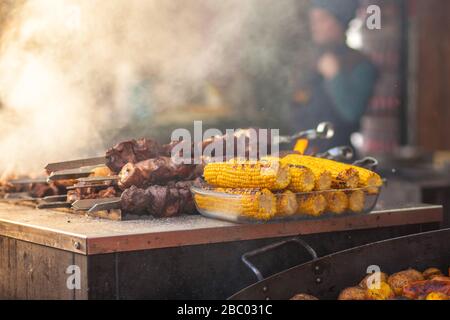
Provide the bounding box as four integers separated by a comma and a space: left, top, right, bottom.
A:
67, 186, 118, 202
29, 183, 61, 198
121, 181, 197, 217
118, 157, 198, 190
106, 129, 275, 173
106, 138, 168, 173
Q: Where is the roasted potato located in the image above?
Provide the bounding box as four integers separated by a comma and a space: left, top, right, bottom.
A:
359, 272, 389, 289
423, 268, 444, 280
366, 282, 395, 300
426, 292, 450, 300
388, 269, 424, 296
338, 287, 367, 300
290, 293, 319, 300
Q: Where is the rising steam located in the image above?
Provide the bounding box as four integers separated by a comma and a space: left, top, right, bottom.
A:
0, 0, 312, 176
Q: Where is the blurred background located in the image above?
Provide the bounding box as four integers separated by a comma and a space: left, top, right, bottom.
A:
0, 0, 449, 187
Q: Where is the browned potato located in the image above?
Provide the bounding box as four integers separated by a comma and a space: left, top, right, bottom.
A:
366, 282, 395, 300
388, 269, 424, 296
290, 293, 319, 300
423, 268, 443, 280
359, 272, 389, 289
426, 292, 450, 300
338, 287, 368, 300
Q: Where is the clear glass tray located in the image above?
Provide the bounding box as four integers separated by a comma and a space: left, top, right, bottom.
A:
191, 185, 382, 224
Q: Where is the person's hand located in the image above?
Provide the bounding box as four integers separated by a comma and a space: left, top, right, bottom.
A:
317, 53, 340, 80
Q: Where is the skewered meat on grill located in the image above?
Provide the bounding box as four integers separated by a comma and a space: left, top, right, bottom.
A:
67, 186, 118, 203
106, 138, 168, 173
106, 129, 276, 173
118, 157, 198, 190
29, 183, 61, 198
121, 181, 198, 217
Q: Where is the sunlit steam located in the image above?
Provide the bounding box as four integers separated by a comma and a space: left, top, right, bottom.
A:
0, 0, 311, 176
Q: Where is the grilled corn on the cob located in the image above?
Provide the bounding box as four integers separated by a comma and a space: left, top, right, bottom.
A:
325, 191, 349, 214
281, 155, 332, 191
276, 190, 299, 216
282, 155, 358, 189
194, 188, 277, 220
297, 194, 327, 217
349, 165, 383, 194
347, 190, 366, 213
203, 159, 290, 191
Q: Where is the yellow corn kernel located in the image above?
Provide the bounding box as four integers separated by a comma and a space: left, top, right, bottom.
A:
194, 188, 277, 220
324, 191, 349, 214
347, 190, 366, 213
349, 165, 383, 194
276, 190, 298, 216
282, 155, 358, 189
203, 159, 290, 191
297, 194, 327, 217
286, 165, 315, 192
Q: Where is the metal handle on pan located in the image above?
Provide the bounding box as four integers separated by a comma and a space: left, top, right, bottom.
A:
241, 237, 318, 282
352, 157, 379, 170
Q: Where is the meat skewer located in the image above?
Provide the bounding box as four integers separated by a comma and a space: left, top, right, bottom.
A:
118, 157, 198, 190
45, 123, 335, 174
83, 181, 198, 218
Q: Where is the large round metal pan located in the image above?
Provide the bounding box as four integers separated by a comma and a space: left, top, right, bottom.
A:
230, 228, 450, 300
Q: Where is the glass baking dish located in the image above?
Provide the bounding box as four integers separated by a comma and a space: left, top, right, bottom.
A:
191, 185, 382, 224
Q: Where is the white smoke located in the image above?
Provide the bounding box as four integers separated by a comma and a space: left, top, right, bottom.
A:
0, 0, 312, 176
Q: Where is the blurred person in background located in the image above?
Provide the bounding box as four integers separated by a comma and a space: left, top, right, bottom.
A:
291, 0, 377, 151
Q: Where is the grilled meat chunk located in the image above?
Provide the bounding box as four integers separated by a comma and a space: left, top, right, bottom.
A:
118, 157, 198, 190
121, 181, 197, 217
106, 138, 168, 173
67, 186, 118, 202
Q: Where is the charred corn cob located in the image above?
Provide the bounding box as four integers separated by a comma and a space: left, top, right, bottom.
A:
276, 190, 299, 216
282, 155, 356, 190
349, 165, 383, 194
324, 191, 349, 214
203, 159, 290, 191
347, 190, 366, 213
194, 188, 277, 220
285, 165, 315, 192
297, 194, 327, 217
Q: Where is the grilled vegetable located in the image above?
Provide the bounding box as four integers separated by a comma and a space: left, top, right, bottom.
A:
324, 191, 348, 214
297, 194, 327, 217
359, 272, 389, 289
338, 287, 367, 300
366, 282, 395, 300
388, 269, 424, 296
203, 159, 290, 191
281, 155, 332, 191
194, 188, 277, 220
276, 190, 299, 216
282, 155, 359, 189
349, 165, 383, 194
285, 165, 315, 193
423, 268, 444, 280
348, 190, 365, 213
426, 292, 449, 300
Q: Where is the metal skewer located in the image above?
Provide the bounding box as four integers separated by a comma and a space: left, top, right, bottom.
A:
72, 197, 121, 211
45, 156, 106, 173
316, 146, 354, 161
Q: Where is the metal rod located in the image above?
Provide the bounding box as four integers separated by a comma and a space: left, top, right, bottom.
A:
45, 156, 106, 173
